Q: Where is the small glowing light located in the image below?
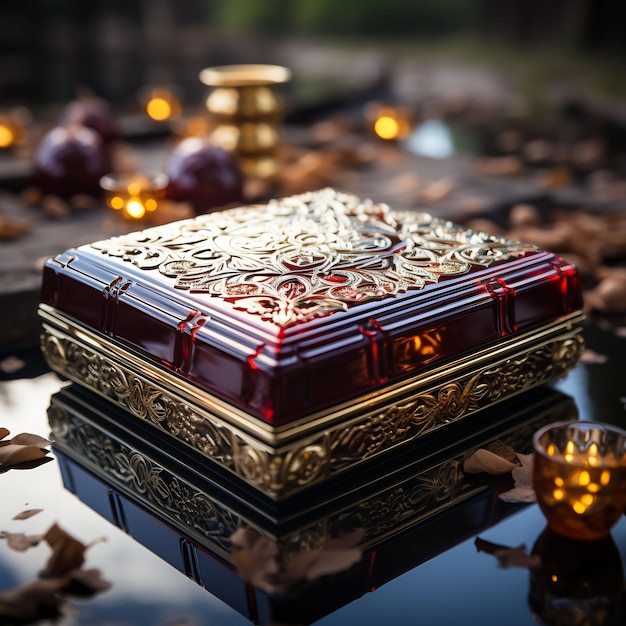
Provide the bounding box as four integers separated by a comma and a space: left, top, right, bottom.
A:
101, 171, 167, 224
0, 124, 14, 148
127, 181, 142, 195
547, 444, 556, 457
126, 199, 146, 219
374, 115, 401, 140
109, 196, 124, 210
553, 488, 564, 500
554, 476, 564, 487
600, 470, 611, 485
580, 493, 594, 506
551, 574, 558, 583
147, 97, 172, 121
578, 470, 590, 486
573, 501, 587, 514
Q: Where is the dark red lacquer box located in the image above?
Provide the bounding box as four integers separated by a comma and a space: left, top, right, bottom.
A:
39, 188, 584, 498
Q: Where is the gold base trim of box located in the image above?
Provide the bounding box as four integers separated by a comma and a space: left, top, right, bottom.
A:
40, 307, 584, 499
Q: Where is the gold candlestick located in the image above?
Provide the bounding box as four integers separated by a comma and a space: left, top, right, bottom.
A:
199, 64, 291, 180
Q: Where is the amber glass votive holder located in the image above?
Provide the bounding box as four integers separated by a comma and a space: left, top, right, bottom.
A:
533, 421, 626, 540
100, 172, 168, 223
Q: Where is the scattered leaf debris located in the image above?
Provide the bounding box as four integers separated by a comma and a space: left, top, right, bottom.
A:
579, 349, 609, 365
0, 531, 44, 552
0, 356, 26, 374
498, 452, 536, 503
12, 509, 43, 521
230, 526, 365, 594
0, 522, 110, 624
463, 441, 519, 475
475, 537, 539, 569
463, 443, 536, 503
0, 429, 52, 471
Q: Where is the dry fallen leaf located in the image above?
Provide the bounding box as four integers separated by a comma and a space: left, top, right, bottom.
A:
499, 452, 536, 503
462, 440, 536, 503
475, 536, 539, 569
61, 568, 112, 597
230, 527, 280, 592
283, 528, 364, 584
12, 509, 43, 521
0, 578, 65, 622
40, 523, 87, 578
230, 527, 365, 593
579, 349, 609, 364
0, 521, 110, 624
463, 449, 518, 474
0, 531, 44, 552
0, 356, 26, 374
0, 216, 32, 241
416, 177, 454, 203
0, 430, 52, 470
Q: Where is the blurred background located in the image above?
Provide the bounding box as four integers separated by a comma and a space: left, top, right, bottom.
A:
1, 0, 626, 347
2, 0, 626, 111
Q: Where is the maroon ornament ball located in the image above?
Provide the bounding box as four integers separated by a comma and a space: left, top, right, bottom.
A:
60, 95, 119, 144
33, 125, 110, 198
165, 137, 244, 214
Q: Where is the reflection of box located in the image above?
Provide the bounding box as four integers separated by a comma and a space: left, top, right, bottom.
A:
48, 384, 577, 625
39, 188, 584, 498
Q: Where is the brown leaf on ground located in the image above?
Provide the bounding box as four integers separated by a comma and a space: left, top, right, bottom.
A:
463, 440, 519, 475
0, 522, 111, 623
0, 578, 65, 622
230, 527, 365, 593
0, 216, 32, 241
12, 509, 44, 521
475, 536, 539, 569
580, 349, 609, 364
285, 529, 365, 584
230, 528, 280, 592
499, 452, 536, 503
0, 443, 50, 469
0, 430, 52, 470
61, 568, 112, 597
416, 177, 454, 203
40, 524, 87, 578
7, 433, 52, 448
0, 531, 44, 552
0, 356, 26, 374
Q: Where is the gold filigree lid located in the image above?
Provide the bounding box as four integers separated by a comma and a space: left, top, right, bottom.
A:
90, 188, 536, 328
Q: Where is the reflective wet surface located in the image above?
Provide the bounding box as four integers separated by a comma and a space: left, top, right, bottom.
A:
1, 316, 625, 625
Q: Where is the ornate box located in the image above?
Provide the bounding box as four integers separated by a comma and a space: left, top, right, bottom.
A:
48, 384, 577, 625
39, 188, 584, 498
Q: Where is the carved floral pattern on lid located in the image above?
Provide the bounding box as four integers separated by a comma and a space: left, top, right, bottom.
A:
91, 188, 536, 327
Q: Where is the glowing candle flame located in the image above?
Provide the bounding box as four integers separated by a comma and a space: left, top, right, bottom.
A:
143, 87, 182, 122
147, 97, 173, 121
0, 124, 15, 148
126, 199, 146, 219
100, 171, 167, 223
375, 116, 401, 140
368, 104, 411, 141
